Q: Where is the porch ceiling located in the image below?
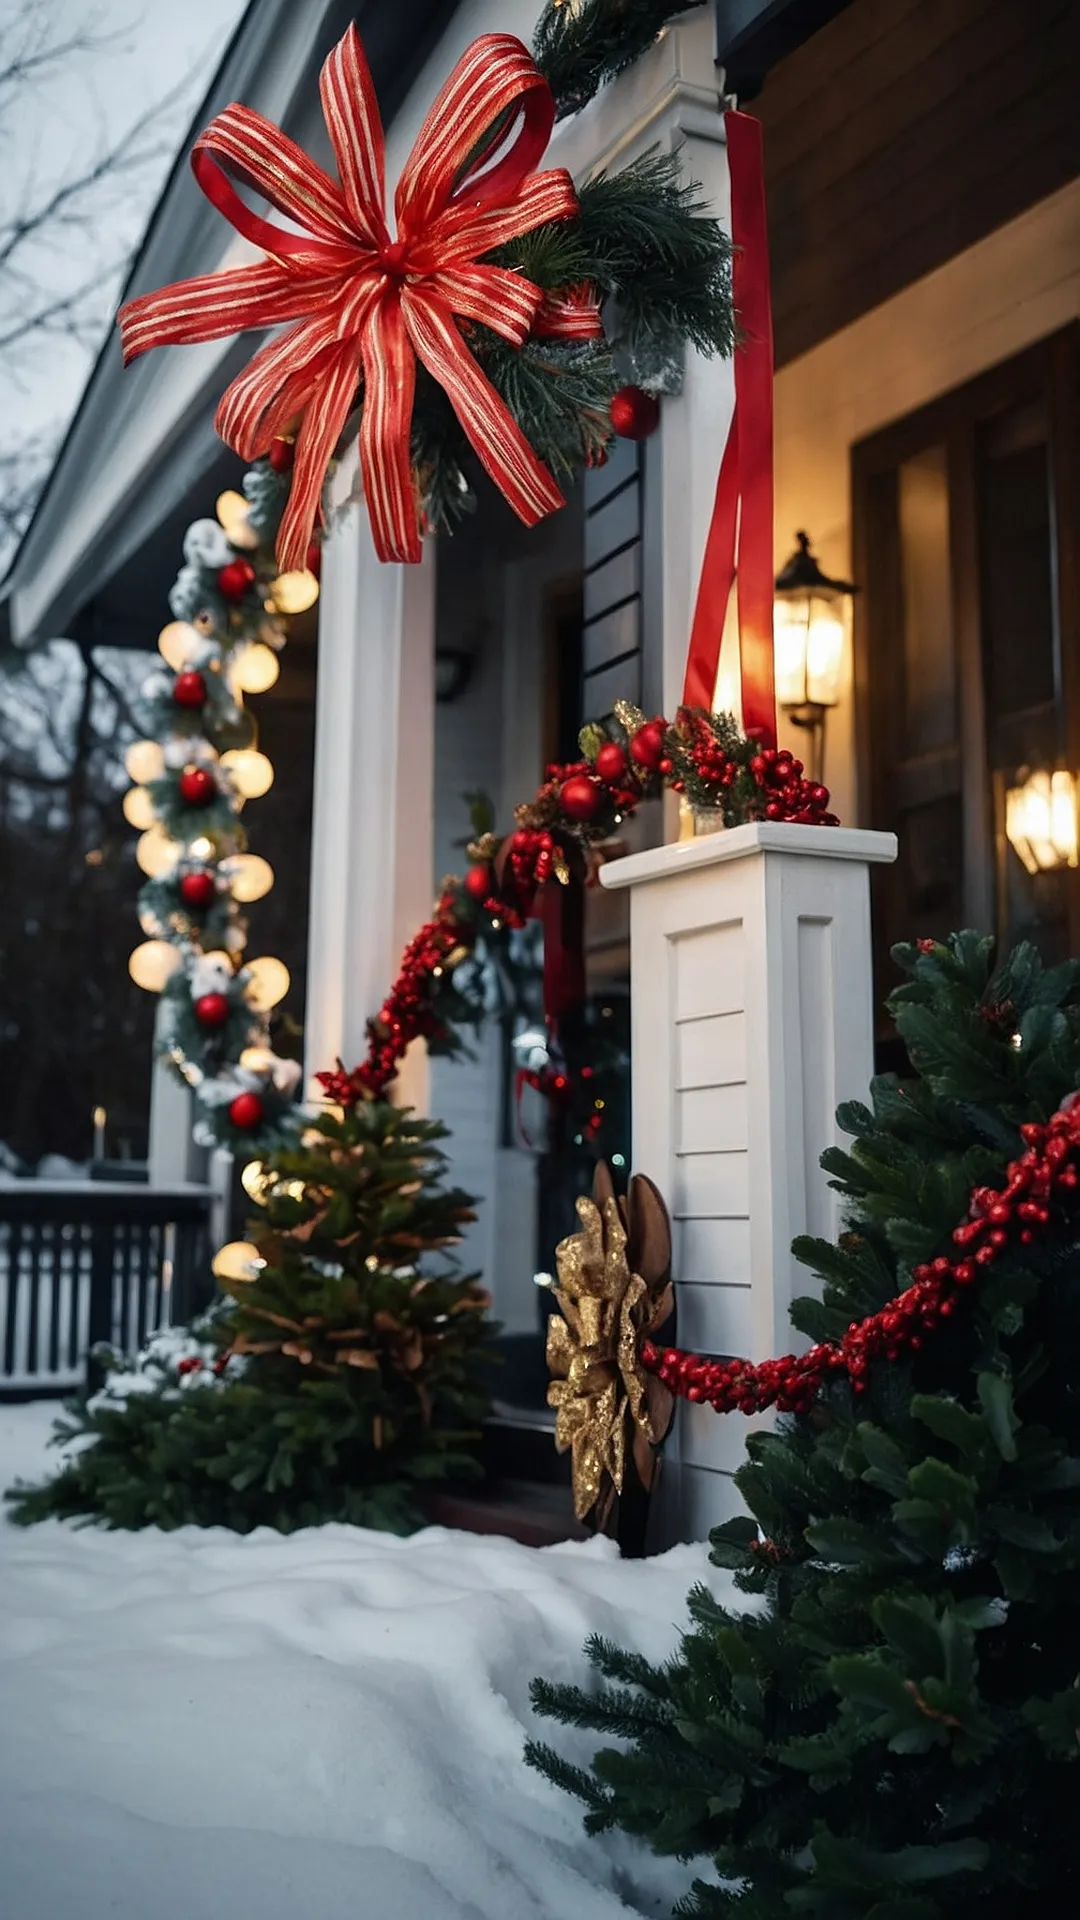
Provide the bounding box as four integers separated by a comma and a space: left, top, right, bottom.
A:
2, 0, 461, 652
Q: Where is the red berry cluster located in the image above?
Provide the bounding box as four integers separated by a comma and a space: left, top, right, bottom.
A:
507, 826, 558, 904
177, 1356, 204, 1376
749, 747, 837, 825
642, 1101, 1080, 1417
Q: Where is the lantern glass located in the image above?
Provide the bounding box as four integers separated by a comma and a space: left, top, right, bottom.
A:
1006, 770, 1080, 875
773, 591, 844, 710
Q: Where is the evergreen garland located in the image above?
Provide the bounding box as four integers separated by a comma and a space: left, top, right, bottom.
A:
533, 0, 707, 119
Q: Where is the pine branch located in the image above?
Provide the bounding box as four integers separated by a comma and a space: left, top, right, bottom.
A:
533, 0, 707, 119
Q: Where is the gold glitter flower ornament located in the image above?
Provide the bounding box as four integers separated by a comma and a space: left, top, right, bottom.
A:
546, 1162, 675, 1532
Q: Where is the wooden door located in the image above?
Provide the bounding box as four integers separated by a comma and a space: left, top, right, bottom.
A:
852, 327, 1080, 1030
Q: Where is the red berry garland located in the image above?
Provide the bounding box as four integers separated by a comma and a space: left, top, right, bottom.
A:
641, 1103, 1080, 1416
314, 709, 840, 1111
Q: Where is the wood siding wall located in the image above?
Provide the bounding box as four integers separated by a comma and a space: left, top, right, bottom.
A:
755, 0, 1080, 368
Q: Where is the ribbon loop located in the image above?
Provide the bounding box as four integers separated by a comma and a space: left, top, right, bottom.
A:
118, 27, 588, 570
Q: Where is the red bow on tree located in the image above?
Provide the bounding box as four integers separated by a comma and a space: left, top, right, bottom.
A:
119, 28, 601, 569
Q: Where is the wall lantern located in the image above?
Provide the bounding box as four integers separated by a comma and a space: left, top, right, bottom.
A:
1005, 768, 1080, 875
773, 531, 854, 779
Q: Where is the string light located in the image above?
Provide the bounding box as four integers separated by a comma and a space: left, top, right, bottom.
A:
128, 940, 181, 992
211, 1241, 264, 1282
243, 956, 290, 1010
223, 854, 274, 902
135, 826, 181, 877
267, 569, 319, 615
220, 748, 274, 799
158, 621, 202, 671
229, 642, 280, 694
122, 787, 157, 830
124, 740, 165, 784
215, 489, 259, 550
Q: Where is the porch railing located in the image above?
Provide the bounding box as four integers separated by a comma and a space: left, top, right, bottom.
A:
0, 1183, 214, 1398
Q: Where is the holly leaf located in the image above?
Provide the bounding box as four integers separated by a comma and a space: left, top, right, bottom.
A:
977, 1371, 1018, 1462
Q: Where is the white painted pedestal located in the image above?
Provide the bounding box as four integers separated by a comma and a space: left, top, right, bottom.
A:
599, 822, 897, 1540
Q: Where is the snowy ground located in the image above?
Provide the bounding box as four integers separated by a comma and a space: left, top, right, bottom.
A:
0, 1401, 729, 1920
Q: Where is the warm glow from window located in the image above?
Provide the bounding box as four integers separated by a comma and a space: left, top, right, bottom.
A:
1006, 770, 1080, 875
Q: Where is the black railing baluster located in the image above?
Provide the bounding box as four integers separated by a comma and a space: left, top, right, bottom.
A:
0, 1186, 214, 1397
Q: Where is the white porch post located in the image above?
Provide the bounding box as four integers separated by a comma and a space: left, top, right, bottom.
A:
303, 450, 435, 1112
147, 1015, 205, 1186
600, 823, 897, 1541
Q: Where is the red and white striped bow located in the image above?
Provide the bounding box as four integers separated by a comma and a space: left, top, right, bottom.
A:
119, 27, 601, 568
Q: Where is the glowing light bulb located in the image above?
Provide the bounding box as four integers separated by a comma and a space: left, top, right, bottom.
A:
267, 569, 319, 615
128, 940, 181, 992
239, 1046, 275, 1076
124, 739, 165, 784
211, 1240, 264, 1283
228, 642, 280, 694
243, 956, 290, 1010
158, 621, 202, 671
122, 787, 157, 830
220, 748, 274, 799
223, 853, 274, 902
189, 836, 214, 861
136, 826, 180, 877
215, 490, 259, 550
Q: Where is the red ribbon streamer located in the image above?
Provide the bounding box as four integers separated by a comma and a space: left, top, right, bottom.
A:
538, 874, 586, 1033
682, 110, 776, 748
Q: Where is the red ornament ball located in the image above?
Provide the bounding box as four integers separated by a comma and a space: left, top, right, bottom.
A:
305, 541, 322, 578
172, 670, 207, 709
228, 1091, 265, 1131
217, 558, 256, 602
464, 864, 492, 903
194, 991, 230, 1029
179, 870, 217, 910
609, 385, 660, 440
268, 437, 295, 473
629, 720, 667, 772
560, 773, 602, 822
594, 741, 628, 784
178, 765, 216, 807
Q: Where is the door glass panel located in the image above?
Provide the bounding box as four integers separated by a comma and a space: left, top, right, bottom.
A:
978, 398, 1057, 765
898, 445, 956, 757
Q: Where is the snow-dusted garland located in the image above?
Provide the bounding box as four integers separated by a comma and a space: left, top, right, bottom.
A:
125, 442, 314, 1154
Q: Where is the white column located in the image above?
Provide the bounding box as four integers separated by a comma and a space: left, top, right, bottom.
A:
147, 1009, 206, 1186
303, 450, 435, 1111
600, 823, 897, 1540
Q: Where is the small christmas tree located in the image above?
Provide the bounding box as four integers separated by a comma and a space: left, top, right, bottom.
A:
7, 1103, 494, 1534
526, 933, 1080, 1917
